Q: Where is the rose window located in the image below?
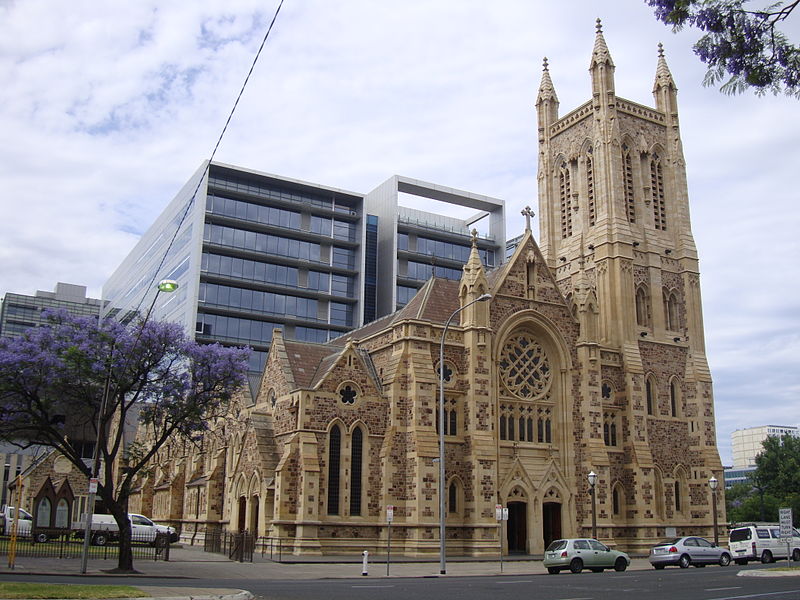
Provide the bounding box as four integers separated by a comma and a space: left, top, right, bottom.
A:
500, 333, 551, 399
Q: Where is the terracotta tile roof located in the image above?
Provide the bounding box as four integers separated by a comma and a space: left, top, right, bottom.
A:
417, 279, 461, 324
282, 339, 341, 388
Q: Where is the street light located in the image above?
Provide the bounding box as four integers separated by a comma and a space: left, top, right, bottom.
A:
80, 279, 179, 574
588, 471, 598, 540
709, 476, 719, 546
438, 292, 491, 575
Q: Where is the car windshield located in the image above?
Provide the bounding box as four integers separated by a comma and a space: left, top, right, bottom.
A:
656, 538, 682, 546
546, 540, 567, 552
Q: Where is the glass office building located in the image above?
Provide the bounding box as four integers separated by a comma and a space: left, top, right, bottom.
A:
0, 282, 102, 338
103, 163, 505, 383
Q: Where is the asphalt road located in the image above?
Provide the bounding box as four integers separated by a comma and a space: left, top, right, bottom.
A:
2, 563, 798, 600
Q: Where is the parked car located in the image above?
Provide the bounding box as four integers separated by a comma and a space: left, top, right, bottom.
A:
544, 538, 630, 574
728, 523, 800, 565
72, 513, 177, 546
649, 536, 731, 569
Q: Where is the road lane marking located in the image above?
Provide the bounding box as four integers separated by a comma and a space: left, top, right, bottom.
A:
708, 590, 800, 600
496, 580, 534, 584
351, 585, 395, 588
706, 587, 742, 591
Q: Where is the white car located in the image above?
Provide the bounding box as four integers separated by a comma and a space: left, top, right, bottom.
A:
729, 523, 800, 564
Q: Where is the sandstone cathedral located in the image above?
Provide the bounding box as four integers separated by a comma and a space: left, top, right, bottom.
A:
19, 23, 723, 557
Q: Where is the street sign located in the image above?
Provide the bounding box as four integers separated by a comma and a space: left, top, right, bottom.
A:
502, 508, 509, 521
88, 478, 98, 494
780, 508, 793, 538
495, 504, 503, 521
387, 505, 394, 523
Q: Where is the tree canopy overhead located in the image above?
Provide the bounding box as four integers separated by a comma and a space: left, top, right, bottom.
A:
0, 311, 249, 571
647, 0, 800, 97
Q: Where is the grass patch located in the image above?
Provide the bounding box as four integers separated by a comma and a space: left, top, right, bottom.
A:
0, 583, 148, 599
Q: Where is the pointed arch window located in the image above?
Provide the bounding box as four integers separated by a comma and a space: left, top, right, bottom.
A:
651, 153, 667, 230
635, 285, 651, 328
55, 499, 70, 528
350, 427, 363, 516
612, 484, 624, 516
654, 468, 665, 519
448, 481, 458, 514
674, 480, 682, 512
670, 379, 681, 417
586, 149, 596, 226
663, 289, 680, 331
603, 412, 619, 447
327, 425, 341, 515
645, 376, 655, 416
622, 144, 635, 223
559, 161, 573, 238
36, 497, 51, 528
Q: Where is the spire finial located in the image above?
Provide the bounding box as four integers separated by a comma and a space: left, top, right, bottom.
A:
596, 18, 603, 34
470, 228, 478, 247
543, 57, 549, 72
658, 42, 665, 58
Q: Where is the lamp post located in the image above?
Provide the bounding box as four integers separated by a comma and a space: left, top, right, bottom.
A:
438, 292, 491, 575
709, 476, 719, 546
80, 279, 179, 574
588, 471, 597, 540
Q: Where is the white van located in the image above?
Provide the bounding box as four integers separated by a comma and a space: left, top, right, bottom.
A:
728, 523, 800, 564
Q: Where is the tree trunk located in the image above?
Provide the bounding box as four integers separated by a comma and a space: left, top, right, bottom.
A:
108, 504, 136, 573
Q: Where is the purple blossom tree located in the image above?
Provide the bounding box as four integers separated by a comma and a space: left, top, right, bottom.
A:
647, 0, 800, 97
0, 311, 249, 572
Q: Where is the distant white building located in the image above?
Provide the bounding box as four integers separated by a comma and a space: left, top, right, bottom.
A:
731, 425, 799, 469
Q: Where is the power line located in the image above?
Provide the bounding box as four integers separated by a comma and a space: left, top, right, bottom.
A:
131, 0, 286, 318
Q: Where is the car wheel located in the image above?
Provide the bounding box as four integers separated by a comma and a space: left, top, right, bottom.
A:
547, 567, 560, 574
734, 559, 748, 565
653, 564, 665, 570
792, 549, 800, 562
92, 532, 108, 546
34, 532, 49, 543
719, 553, 731, 567
679, 554, 691, 569
614, 557, 628, 572
761, 550, 773, 564
569, 558, 583, 574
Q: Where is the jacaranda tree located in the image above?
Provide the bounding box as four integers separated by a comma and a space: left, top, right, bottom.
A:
647, 0, 800, 97
0, 311, 249, 572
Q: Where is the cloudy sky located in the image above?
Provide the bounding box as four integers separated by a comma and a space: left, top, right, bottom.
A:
1, 0, 798, 465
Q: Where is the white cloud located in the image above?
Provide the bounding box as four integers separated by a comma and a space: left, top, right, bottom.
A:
1, 0, 798, 464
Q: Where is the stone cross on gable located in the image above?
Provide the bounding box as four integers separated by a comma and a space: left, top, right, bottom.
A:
521, 206, 535, 232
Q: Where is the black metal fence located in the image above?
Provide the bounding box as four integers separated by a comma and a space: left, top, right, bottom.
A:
204, 529, 255, 562
0, 529, 171, 561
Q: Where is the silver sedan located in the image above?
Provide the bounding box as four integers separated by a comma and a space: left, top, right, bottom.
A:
649, 536, 732, 569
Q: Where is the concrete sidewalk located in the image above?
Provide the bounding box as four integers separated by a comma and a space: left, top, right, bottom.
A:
1, 543, 659, 580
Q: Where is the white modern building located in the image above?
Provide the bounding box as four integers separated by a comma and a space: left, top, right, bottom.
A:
731, 425, 799, 469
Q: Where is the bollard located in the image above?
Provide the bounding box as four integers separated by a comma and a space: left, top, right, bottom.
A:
362, 550, 369, 576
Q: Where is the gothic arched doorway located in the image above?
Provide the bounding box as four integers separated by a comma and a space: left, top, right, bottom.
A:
542, 502, 562, 548
507, 501, 528, 553
237, 496, 247, 532
249, 496, 259, 535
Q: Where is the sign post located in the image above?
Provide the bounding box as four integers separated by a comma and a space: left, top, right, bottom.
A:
780, 508, 793, 567
386, 505, 394, 576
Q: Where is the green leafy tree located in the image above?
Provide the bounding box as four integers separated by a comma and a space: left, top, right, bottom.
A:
754, 434, 800, 525
0, 312, 249, 572
646, 0, 800, 97
725, 481, 781, 523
